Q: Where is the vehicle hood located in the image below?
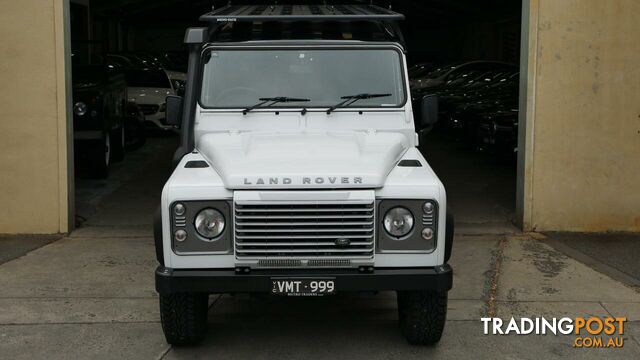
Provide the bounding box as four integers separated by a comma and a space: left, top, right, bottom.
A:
197, 131, 410, 189
128, 87, 173, 104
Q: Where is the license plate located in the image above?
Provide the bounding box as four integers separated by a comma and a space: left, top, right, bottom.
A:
271, 278, 336, 296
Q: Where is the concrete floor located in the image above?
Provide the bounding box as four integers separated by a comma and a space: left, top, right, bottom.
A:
543, 232, 640, 289
1, 136, 639, 359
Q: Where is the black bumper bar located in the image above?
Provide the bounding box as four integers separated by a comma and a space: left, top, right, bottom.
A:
155, 264, 453, 294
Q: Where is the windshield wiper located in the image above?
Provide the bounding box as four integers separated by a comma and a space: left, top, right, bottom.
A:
243, 97, 310, 115
326, 93, 391, 114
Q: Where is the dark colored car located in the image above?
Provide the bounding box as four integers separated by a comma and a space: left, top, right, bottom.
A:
411, 61, 517, 93
106, 53, 169, 71
475, 108, 519, 156
72, 64, 127, 178
409, 59, 520, 158
161, 51, 189, 72
443, 71, 519, 145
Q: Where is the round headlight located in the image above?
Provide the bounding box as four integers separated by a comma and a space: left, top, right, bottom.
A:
74, 102, 87, 116
194, 208, 225, 240
383, 207, 414, 238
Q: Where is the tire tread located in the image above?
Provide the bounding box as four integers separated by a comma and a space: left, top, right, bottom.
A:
397, 290, 447, 345
159, 293, 208, 346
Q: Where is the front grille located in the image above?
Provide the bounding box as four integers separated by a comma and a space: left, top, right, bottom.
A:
235, 202, 375, 260
138, 104, 159, 115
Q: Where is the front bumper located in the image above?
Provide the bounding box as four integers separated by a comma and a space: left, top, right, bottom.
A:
155, 264, 453, 295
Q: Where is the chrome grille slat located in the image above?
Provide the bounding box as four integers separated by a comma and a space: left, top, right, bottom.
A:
236, 214, 373, 220
239, 241, 373, 246
239, 248, 373, 254
236, 228, 373, 233
237, 221, 374, 226
236, 234, 374, 239
233, 207, 371, 212
234, 200, 375, 260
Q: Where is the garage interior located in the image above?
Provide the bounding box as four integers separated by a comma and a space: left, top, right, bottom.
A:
69, 0, 523, 231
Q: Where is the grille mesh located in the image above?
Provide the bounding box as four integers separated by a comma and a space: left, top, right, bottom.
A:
235, 202, 375, 259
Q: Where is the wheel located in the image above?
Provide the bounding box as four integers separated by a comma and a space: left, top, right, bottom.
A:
397, 290, 447, 345
88, 132, 110, 179
159, 293, 208, 346
111, 127, 125, 162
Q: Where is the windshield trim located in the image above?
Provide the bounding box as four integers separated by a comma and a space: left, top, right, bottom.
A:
197, 44, 408, 111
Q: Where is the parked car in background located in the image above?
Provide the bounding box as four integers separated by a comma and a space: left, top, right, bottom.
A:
107, 53, 168, 70
475, 108, 519, 155
411, 61, 517, 92
124, 68, 179, 131
443, 71, 519, 143
105, 54, 138, 70
408, 62, 436, 89
162, 51, 188, 72
409, 60, 519, 158
72, 64, 127, 178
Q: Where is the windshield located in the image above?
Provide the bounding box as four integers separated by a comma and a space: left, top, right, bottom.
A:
124, 69, 171, 88
200, 48, 405, 109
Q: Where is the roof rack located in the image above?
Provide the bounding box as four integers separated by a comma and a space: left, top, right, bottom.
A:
200, 4, 405, 22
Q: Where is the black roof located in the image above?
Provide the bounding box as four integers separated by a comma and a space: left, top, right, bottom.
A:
200, 4, 404, 22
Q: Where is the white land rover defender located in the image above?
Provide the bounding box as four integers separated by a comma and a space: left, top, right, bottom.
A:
155, 4, 453, 346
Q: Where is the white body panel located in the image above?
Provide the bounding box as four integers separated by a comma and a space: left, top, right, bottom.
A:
198, 129, 409, 189
162, 149, 447, 268
161, 43, 448, 269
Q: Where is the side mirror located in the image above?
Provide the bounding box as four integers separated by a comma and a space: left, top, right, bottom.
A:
165, 95, 183, 127
420, 94, 439, 129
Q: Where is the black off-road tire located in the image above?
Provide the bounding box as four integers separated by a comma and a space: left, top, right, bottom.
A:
88, 132, 110, 179
159, 293, 209, 346
397, 290, 448, 345
125, 117, 147, 151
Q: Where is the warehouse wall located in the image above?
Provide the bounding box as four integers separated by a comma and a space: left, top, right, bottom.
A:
520, 0, 640, 231
0, 0, 71, 234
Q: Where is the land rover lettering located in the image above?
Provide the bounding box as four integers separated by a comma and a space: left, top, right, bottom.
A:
243, 176, 364, 186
